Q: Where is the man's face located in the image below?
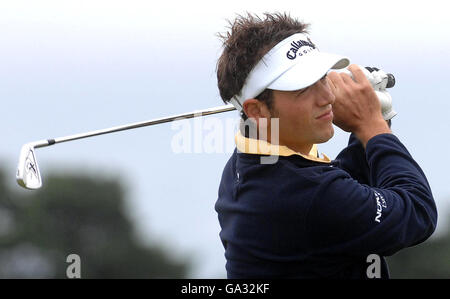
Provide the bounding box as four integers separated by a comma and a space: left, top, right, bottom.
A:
268, 75, 336, 153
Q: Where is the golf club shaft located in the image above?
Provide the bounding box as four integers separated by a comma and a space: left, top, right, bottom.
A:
34, 104, 236, 148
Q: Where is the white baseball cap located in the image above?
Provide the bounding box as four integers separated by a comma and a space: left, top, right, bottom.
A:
230, 32, 350, 112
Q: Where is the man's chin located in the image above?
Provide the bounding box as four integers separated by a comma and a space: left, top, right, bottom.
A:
316, 128, 334, 144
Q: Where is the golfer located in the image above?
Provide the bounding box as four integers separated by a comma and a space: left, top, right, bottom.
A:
214, 12, 437, 278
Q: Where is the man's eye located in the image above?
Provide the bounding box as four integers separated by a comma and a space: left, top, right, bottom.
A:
296, 87, 308, 96
296, 75, 327, 96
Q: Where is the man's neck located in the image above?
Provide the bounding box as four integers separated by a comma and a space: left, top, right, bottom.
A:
270, 139, 314, 156
240, 124, 314, 157
283, 143, 314, 156
264, 130, 314, 156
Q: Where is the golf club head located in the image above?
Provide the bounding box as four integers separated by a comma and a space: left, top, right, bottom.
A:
16, 143, 42, 189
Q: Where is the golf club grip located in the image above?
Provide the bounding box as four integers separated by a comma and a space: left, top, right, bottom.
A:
364, 66, 395, 88
386, 74, 395, 88
340, 67, 395, 89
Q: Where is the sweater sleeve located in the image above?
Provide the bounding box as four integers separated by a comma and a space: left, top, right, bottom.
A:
335, 133, 370, 185
308, 134, 437, 257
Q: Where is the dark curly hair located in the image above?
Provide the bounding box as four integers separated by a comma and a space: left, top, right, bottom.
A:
216, 12, 309, 119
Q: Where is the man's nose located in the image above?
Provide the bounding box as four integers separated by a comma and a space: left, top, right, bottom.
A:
313, 77, 335, 106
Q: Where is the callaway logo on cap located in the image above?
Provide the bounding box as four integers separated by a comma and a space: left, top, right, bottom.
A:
230, 33, 350, 112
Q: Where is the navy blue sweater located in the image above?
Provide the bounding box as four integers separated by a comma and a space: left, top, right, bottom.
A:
215, 133, 437, 278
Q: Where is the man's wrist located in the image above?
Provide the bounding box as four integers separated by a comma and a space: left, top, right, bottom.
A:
354, 119, 392, 148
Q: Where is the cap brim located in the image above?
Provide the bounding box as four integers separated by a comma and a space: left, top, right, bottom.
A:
267, 52, 349, 91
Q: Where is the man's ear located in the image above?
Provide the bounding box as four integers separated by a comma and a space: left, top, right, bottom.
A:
243, 99, 270, 120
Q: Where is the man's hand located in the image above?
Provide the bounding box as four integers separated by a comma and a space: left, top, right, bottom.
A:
327, 64, 391, 147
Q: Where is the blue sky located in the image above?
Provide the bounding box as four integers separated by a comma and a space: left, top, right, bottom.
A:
1, 0, 449, 277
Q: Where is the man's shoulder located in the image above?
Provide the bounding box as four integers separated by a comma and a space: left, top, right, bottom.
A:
224, 148, 347, 184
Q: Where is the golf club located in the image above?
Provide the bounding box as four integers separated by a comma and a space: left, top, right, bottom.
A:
16, 104, 236, 190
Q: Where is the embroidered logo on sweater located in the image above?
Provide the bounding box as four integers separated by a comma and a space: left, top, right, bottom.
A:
374, 191, 387, 223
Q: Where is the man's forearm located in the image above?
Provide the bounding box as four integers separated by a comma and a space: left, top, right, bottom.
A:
354, 119, 392, 148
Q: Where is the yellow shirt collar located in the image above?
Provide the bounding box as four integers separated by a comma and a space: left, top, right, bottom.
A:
235, 131, 331, 163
